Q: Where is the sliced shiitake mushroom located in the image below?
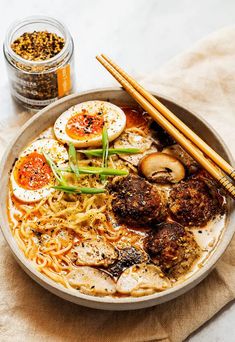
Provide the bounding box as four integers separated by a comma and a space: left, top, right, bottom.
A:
116, 263, 171, 297
68, 238, 118, 267
108, 246, 148, 277
67, 267, 116, 296
139, 152, 185, 183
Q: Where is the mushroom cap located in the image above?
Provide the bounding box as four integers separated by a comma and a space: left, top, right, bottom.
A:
116, 263, 171, 296
139, 152, 185, 183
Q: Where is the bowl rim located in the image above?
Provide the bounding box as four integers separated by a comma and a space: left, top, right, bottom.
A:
0, 87, 234, 307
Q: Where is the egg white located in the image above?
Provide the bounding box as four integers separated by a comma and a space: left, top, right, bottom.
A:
54, 101, 126, 147
11, 139, 68, 203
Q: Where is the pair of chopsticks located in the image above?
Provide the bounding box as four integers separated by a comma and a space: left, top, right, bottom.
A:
96, 54, 235, 200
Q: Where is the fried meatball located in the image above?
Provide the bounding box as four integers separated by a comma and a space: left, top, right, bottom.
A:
144, 222, 201, 278
110, 175, 166, 226
169, 177, 225, 227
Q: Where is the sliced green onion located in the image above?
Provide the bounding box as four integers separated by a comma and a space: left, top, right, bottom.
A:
43, 151, 67, 186
101, 126, 109, 182
53, 185, 106, 194
80, 166, 128, 176
58, 166, 129, 176
77, 147, 141, 157
102, 126, 109, 167
68, 142, 79, 177
44, 150, 108, 195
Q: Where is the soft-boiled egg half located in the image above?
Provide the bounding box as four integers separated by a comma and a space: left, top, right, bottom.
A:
54, 101, 126, 147
11, 139, 68, 203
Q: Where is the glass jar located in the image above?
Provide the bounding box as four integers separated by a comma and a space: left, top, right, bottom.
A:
3, 16, 74, 110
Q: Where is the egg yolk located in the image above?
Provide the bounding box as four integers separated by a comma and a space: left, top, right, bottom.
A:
65, 112, 104, 140
14, 152, 52, 190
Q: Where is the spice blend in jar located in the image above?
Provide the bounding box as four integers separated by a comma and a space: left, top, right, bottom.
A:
11, 31, 65, 61
4, 16, 74, 110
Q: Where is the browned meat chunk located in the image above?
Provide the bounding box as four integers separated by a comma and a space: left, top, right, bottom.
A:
144, 222, 201, 278
169, 176, 225, 227
110, 175, 166, 226
108, 246, 148, 277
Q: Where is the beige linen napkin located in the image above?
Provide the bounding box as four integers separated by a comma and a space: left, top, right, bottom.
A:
1, 27, 235, 342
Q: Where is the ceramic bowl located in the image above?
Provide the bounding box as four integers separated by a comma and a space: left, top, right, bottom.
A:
0, 88, 234, 310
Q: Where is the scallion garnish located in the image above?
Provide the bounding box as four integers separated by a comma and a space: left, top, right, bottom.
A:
58, 165, 129, 176
43, 151, 67, 186
77, 147, 141, 157
44, 137, 129, 195
68, 142, 79, 177
101, 126, 109, 182
44, 151, 110, 195
53, 185, 106, 194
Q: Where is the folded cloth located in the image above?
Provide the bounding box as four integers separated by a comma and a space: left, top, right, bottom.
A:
1, 26, 235, 342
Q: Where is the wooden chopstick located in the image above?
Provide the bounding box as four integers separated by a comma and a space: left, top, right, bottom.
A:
96, 55, 235, 200
101, 54, 235, 183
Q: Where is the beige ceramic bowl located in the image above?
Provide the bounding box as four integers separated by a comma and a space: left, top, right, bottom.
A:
0, 88, 234, 310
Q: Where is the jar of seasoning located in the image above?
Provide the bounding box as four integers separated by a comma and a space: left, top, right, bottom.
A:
3, 16, 74, 110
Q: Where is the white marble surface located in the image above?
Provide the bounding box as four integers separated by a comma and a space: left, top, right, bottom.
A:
0, 0, 235, 341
